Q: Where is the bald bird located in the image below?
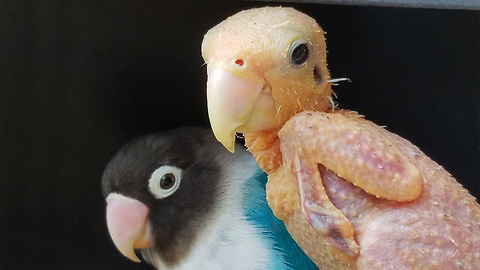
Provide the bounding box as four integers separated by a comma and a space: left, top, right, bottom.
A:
202, 7, 480, 270
101, 127, 318, 270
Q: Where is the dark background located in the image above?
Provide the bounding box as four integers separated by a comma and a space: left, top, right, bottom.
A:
0, 0, 478, 269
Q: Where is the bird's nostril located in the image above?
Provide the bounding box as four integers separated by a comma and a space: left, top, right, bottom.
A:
235, 59, 244, 66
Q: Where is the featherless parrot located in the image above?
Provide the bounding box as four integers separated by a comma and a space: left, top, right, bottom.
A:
101, 127, 318, 270
201, 7, 480, 270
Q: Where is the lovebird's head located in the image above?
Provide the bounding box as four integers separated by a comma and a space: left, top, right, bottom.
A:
202, 7, 333, 152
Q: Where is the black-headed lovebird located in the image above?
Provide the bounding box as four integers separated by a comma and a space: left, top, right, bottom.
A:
101, 127, 318, 270
202, 7, 480, 270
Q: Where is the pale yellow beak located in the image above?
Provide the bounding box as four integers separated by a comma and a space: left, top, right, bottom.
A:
206, 61, 276, 152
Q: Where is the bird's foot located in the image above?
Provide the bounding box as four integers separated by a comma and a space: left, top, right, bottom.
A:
293, 154, 359, 257
303, 198, 359, 256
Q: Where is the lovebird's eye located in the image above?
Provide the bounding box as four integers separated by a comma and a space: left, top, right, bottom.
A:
160, 173, 176, 189
149, 166, 182, 199
290, 40, 309, 66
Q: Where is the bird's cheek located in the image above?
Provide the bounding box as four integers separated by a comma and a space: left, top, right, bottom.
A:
106, 193, 153, 262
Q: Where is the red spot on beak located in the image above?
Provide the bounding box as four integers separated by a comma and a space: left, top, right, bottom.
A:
235, 59, 244, 66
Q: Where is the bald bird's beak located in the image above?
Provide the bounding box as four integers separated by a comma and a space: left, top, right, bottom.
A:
206, 61, 276, 152
106, 193, 152, 262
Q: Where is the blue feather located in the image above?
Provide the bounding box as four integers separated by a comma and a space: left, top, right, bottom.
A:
242, 169, 319, 270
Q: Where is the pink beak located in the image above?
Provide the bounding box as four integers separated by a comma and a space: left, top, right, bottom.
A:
106, 193, 153, 262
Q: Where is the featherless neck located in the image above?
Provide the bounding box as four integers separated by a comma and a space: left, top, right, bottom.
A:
244, 129, 283, 175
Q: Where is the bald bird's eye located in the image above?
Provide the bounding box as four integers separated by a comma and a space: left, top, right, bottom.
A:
148, 165, 182, 199
290, 40, 309, 66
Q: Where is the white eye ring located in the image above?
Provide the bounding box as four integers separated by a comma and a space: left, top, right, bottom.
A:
289, 39, 309, 67
148, 165, 182, 199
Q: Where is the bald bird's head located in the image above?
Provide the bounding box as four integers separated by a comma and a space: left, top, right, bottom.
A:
202, 7, 332, 152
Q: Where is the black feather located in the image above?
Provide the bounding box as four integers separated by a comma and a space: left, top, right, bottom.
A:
101, 127, 227, 266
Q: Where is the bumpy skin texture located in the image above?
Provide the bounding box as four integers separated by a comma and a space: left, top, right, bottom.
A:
263, 111, 480, 269
203, 7, 480, 269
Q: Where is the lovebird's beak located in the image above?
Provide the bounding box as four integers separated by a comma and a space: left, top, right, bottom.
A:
206, 60, 276, 152
106, 193, 152, 262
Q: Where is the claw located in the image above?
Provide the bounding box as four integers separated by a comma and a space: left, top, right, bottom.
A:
293, 154, 359, 256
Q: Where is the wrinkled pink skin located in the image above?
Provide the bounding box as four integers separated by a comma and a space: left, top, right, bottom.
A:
323, 165, 480, 269
202, 6, 480, 268
278, 111, 480, 269
322, 168, 480, 269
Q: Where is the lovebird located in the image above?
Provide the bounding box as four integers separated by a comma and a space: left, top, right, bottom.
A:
101, 127, 318, 270
202, 7, 480, 269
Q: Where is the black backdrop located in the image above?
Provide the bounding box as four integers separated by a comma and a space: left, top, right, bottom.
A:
0, 1, 478, 269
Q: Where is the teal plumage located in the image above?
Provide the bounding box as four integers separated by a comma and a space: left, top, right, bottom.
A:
102, 127, 318, 270
242, 169, 318, 270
